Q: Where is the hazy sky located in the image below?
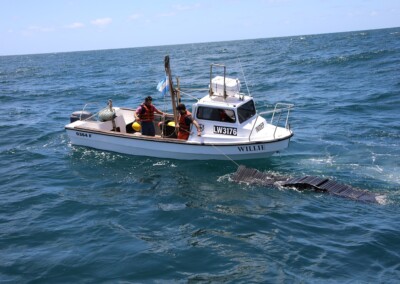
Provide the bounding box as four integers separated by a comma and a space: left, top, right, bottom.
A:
1, 0, 399, 56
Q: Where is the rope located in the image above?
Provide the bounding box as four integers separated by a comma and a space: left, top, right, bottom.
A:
178, 90, 200, 101
181, 126, 240, 167
180, 88, 209, 91
209, 143, 240, 167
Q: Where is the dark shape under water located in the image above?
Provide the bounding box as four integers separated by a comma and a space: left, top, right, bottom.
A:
232, 166, 386, 204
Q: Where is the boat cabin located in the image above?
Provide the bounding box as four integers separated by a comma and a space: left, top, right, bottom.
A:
190, 93, 257, 140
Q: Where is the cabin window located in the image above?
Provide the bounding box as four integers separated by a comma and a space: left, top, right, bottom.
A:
237, 100, 256, 123
196, 107, 236, 123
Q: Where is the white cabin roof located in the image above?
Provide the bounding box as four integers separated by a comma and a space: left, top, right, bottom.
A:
197, 93, 253, 109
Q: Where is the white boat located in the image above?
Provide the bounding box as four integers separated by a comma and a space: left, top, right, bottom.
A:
65, 56, 294, 160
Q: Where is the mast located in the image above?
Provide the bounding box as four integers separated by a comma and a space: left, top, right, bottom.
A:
164, 55, 178, 127
176, 77, 181, 103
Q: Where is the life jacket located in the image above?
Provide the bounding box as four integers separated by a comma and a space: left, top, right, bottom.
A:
139, 104, 155, 122
179, 110, 192, 132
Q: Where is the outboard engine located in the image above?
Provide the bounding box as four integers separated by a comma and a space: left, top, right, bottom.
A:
70, 110, 94, 123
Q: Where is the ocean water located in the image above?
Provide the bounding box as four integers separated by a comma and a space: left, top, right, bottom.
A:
1, 27, 400, 283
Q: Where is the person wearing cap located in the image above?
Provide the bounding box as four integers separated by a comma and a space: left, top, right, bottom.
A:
176, 103, 201, 140
135, 96, 165, 136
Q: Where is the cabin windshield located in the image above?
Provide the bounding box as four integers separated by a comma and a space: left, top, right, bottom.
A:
196, 107, 236, 123
237, 100, 256, 123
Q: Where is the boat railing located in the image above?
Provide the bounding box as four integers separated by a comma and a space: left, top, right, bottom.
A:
250, 103, 294, 140
209, 63, 227, 98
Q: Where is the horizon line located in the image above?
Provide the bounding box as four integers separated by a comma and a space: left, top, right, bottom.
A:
1, 26, 399, 57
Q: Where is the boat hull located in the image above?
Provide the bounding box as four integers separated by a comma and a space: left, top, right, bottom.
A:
66, 127, 292, 160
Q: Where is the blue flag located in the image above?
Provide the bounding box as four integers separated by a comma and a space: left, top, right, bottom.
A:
157, 76, 169, 96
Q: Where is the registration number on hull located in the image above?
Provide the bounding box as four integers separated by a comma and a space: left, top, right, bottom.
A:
213, 126, 237, 136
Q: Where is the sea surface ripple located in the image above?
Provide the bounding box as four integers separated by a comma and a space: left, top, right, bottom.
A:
1, 28, 400, 283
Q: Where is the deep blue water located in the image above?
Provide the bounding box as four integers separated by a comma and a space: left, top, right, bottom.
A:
1, 28, 400, 283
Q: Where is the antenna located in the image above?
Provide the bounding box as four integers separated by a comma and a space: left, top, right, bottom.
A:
237, 57, 251, 97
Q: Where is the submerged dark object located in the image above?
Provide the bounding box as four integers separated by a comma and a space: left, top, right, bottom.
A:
232, 166, 385, 204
